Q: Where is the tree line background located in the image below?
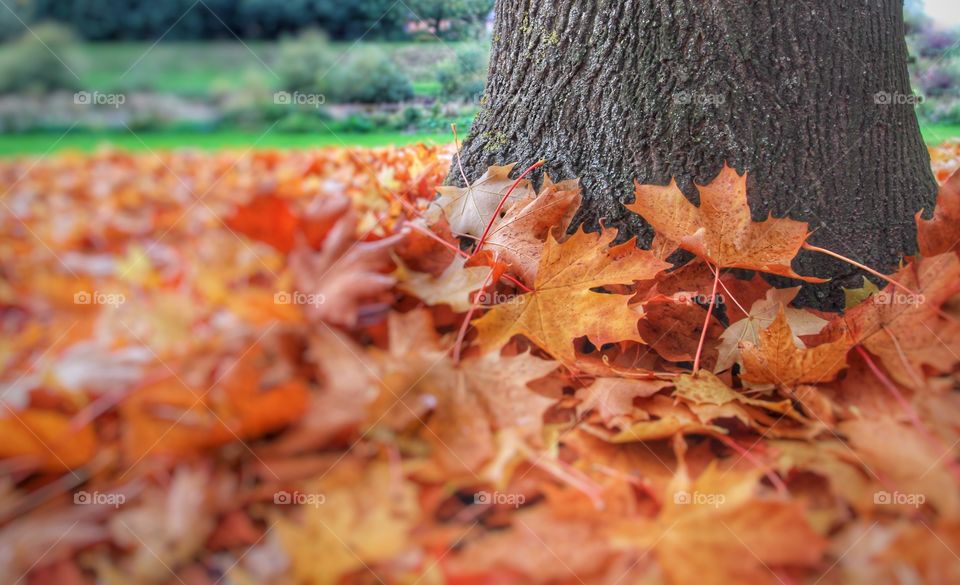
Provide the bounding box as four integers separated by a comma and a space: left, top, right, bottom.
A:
5, 0, 493, 41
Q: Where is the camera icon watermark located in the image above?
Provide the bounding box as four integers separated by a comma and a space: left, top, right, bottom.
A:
273, 490, 326, 508
273, 91, 326, 108
74, 290, 125, 307
873, 91, 924, 106
473, 490, 526, 508
274, 291, 325, 307
673, 490, 726, 508
74, 490, 126, 508
874, 490, 925, 508
74, 91, 126, 108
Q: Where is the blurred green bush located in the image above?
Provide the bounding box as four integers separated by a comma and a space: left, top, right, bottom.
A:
0, 22, 80, 93
436, 44, 488, 101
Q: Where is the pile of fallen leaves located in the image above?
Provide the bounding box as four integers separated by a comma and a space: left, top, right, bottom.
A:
1, 141, 960, 585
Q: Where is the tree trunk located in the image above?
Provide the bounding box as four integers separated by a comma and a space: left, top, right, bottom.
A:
452, 0, 937, 310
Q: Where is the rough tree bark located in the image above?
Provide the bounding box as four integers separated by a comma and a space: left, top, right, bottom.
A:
451, 0, 937, 310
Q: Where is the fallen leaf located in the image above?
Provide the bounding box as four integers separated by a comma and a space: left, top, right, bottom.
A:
481, 176, 581, 285
739, 306, 851, 387
474, 228, 669, 366
290, 210, 402, 328
432, 164, 533, 237
917, 167, 960, 256
715, 287, 828, 373
628, 164, 822, 281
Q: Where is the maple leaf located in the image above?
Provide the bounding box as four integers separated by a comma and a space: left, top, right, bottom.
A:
268, 325, 378, 455
109, 466, 214, 583
619, 464, 826, 585
841, 417, 960, 517
635, 294, 724, 363
448, 505, 618, 584
372, 310, 557, 474
473, 228, 670, 366
771, 440, 877, 513
671, 370, 810, 426
575, 377, 673, 427
481, 175, 582, 285
885, 521, 960, 583
275, 461, 420, 585
431, 163, 534, 237
838, 253, 960, 389
396, 254, 497, 312
916, 167, 960, 256
225, 193, 300, 253
628, 164, 823, 281
121, 347, 309, 462
0, 410, 97, 471
610, 394, 726, 442
715, 287, 828, 373
739, 305, 851, 387
289, 210, 403, 328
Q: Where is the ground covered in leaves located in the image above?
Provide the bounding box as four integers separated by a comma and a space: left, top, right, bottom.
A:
3, 142, 960, 584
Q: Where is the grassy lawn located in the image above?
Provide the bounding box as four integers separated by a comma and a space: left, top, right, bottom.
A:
919, 123, 960, 146
0, 122, 955, 158
0, 130, 452, 157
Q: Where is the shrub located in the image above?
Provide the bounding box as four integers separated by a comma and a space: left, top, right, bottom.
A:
327, 52, 414, 104
0, 23, 80, 94
275, 110, 333, 133
436, 45, 488, 101
276, 29, 335, 95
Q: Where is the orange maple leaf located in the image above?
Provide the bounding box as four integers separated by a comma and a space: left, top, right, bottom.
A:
620, 464, 826, 585
739, 305, 851, 387
0, 410, 97, 471
628, 164, 823, 281
473, 228, 670, 366
481, 175, 582, 286
289, 210, 403, 328
839, 253, 960, 389
917, 167, 960, 256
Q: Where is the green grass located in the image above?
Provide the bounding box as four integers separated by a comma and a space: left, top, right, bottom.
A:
920, 124, 960, 145
0, 130, 452, 157
0, 122, 955, 158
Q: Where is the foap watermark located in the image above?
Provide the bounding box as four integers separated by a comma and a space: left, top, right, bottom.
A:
673, 490, 726, 508
874, 490, 926, 508
475, 291, 523, 305
274, 291, 326, 307
873, 91, 924, 106
74, 290, 125, 307
673, 91, 726, 106
74, 490, 126, 508
674, 292, 725, 306
872, 291, 925, 306
274, 91, 326, 108
74, 91, 126, 108
274, 490, 326, 508
474, 490, 526, 508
